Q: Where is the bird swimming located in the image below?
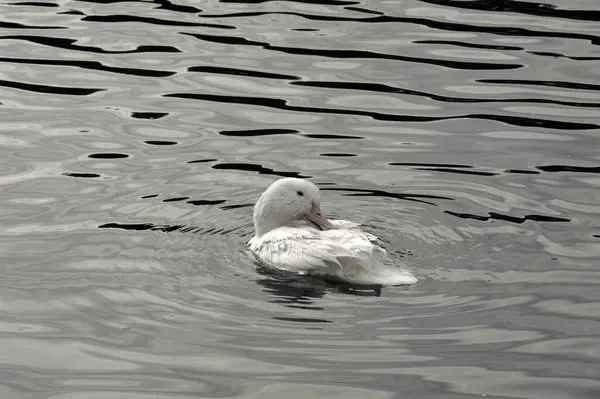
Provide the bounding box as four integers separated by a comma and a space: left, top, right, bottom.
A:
247, 178, 417, 285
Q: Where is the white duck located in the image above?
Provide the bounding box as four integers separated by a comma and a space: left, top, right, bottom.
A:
247, 178, 417, 285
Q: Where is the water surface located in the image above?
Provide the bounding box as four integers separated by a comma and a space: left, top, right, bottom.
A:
1, 0, 599, 398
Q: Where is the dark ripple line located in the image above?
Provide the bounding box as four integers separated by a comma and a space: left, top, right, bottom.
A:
321, 187, 453, 206
82, 15, 235, 29
414, 39, 523, 51
416, 0, 600, 23
163, 197, 189, 202
63, 173, 101, 178
98, 221, 245, 236
221, 204, 254, 210
414, 168, 498, 177
506, 169, 540, 175
157, 1, 201, 13
465, 114, 597, 130
58, 10, 85, 15
8, 2, 58, 7
0, 79, 104, 95
0, 57, 176, 78
480, 79, 600, 92
75, 0, 148, 3
164, 93, 600, 130
445, 211, 571, 224
286, 304, 326, 311
220, 128, 299, 137
188, 66, 299, 80
181, 32, 521, 71
187, 199, 227, 206
188, 158, 217, 164
272, 316, 333, 323
89, 153, 128, 159
292, 81, 600, 108
391, 162, 473, 168
0, 35, 181, 54
165, 92, 435, 122
305, 134, 363, 139
212, 162, 311, 178
99, 222, 185, 233
320, 153, 357, 157
144, 140, 177, 146
537, 165, 600, 173
527, 51, 600, 61
344, 6, 384, 16
197, 66, 599, 108
0, 20, 65, 30
197, 11, 600, 46
154, 0, 202, 13
221, 0, 357, 5
137, 195, 228, 206
392, 163, 600, 176
133, 112, 170, 119
392, 163, 544, 176
75, 0, 203, 13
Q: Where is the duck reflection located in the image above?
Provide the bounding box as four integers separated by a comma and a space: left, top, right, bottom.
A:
255, 267, 383, 305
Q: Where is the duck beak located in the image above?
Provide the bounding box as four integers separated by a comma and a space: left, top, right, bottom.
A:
304, 201, 334, 231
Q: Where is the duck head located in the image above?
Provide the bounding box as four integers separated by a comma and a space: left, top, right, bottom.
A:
253, 177, 334, 237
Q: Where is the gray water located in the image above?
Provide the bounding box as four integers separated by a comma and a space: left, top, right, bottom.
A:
1, 0, 599, 398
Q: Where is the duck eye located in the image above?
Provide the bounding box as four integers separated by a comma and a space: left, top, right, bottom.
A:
296, 190, 304, 197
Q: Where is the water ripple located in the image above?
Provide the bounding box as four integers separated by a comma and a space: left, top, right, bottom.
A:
164, 92, 600, 129
83, 14, 236, 29
0, 35, 181, 54
1, 0, 599, 397
0, 56, 177, 77
182, 31, 524, 70
416, 0, 600, 23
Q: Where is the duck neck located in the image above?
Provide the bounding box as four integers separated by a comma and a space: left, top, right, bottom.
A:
253, 212, 286, 238
254, 220, 273, 238
253, 201, 292, 238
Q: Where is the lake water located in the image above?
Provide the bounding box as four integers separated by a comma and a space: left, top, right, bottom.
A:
1, 0, 599, 398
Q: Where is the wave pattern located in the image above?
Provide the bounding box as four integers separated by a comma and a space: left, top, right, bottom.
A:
1, 0, 599, 398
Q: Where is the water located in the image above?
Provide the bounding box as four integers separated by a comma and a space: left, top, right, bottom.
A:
1, 0, 599, 398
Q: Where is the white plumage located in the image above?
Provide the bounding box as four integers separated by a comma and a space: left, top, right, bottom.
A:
247, 178, 417, 285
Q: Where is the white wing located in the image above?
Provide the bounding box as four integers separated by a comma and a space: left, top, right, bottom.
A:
248, 224, 416, 285
330, 219, 379, 242
330, 219, 361, 229
249, 227, 346, 272
249, 225, 385, 277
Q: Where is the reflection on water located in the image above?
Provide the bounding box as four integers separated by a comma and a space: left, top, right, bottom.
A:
1, 0, 599, 398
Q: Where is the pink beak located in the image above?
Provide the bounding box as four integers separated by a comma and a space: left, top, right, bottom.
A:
304, 201, 334, 231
